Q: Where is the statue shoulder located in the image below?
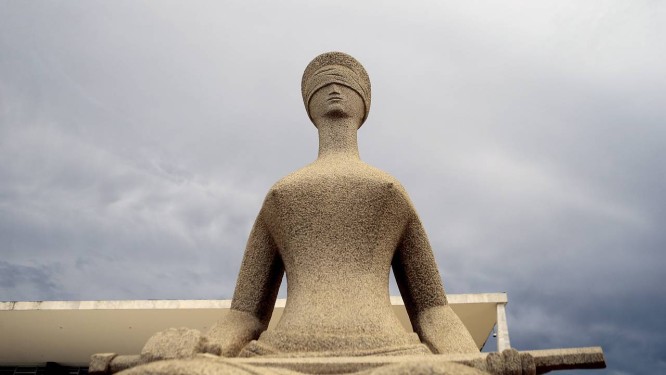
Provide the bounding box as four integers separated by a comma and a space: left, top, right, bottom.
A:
361, 164, 420, 216
265, 162, 411, 201
361, 163, 409, 194
267, 164, 316, 194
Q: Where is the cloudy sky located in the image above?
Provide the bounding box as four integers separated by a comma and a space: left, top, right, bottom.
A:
1, 1, 664, 373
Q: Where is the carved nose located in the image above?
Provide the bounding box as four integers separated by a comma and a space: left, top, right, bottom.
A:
328, 83, 341, 95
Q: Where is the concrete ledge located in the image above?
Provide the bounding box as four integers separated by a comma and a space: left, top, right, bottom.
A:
1, 293, 508, 311
1, 294, 505, 365
0, 300, 234, 311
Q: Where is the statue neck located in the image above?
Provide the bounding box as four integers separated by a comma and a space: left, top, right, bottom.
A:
315, 117, 361, 160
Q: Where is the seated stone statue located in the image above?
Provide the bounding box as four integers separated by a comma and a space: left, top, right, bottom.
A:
128, 52, 480, 373
211, 52, 478, 358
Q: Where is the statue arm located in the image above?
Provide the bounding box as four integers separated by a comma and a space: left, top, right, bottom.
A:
206, 206, 284, 356
392, 214, 478, 354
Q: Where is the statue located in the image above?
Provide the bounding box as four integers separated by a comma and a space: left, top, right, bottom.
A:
90, 52, 606, 375
203, 51, 479, 358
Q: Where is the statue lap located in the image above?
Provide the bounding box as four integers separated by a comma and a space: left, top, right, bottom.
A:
118, 358, 489, 375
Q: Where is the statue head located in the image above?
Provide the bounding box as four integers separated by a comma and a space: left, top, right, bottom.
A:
302, 52, 371, 127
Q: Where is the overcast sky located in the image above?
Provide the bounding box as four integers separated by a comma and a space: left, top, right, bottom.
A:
1, 1, 664, 374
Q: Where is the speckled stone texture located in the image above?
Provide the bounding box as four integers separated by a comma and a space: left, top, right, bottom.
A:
225, 51, 478, 358
115, 51, 480, 374
140, 327, 208, 362
302, 51, 371, 126
102, 349, 603, 375
358, 362, 489, 375
118, 357, 489, 375
118, 358, 302, 375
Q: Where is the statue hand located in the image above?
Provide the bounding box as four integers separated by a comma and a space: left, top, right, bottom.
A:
140, 327, 215, 362
204, 309, 267, 357
204, 325, 252, 357
140, 310, 265, 361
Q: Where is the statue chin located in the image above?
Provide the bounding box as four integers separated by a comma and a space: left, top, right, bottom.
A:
325, 108, 349, 119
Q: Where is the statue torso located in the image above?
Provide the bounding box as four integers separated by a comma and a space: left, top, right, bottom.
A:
255, 158, 424, 353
